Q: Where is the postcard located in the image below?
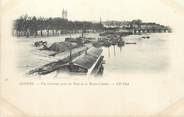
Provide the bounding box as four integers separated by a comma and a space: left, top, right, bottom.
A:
1, 0, 184, 116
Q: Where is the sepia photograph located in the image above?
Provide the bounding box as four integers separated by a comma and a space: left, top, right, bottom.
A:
13, 13, 172, 77
1, 0, 184, 116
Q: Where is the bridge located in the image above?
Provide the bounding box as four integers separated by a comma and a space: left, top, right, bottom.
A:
130, 23, 172, 34
132, 27, 171, 34
103, 22, 172, 36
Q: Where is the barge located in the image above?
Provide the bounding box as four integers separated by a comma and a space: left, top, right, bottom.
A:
58, 47, 104, 75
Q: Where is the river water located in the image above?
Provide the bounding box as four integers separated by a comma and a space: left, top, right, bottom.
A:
102, 33, 170, 76
16, 33, 170, 77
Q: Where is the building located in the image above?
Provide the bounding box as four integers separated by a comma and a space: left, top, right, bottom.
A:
62, 9, 68, 19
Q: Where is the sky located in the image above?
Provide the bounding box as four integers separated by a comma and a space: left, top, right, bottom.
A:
2, 0, 184, 25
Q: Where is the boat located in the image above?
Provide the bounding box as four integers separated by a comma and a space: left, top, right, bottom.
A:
111, 40, 117, 45
125, 42, 136, 44
142, 35, 150, 39
34, 41, 47, 47
117, 38, 125, 46
28, 50, 84, 75
91, 56, 105, 75
103, 41, 111, 47
58, 47, 105, 75
92, 42, 103, 48
65, 30, 95, 45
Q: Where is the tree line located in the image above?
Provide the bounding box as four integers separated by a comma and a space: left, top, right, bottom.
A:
13, 15, 104, 37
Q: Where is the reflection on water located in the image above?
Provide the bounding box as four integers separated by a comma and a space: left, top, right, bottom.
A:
113, 45, 116, 56
102, 33, 170, 75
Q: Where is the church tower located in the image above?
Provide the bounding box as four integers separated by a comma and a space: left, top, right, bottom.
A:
62, 9, 68, 20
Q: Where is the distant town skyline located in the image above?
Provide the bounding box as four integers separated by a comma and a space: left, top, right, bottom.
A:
2, 0, 184, 26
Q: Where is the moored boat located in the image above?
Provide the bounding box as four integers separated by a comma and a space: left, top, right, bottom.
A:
58, 47, 104, 75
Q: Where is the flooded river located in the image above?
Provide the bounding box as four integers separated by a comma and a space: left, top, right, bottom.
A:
102, 33, 170, 76
16, 33, 170, 77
